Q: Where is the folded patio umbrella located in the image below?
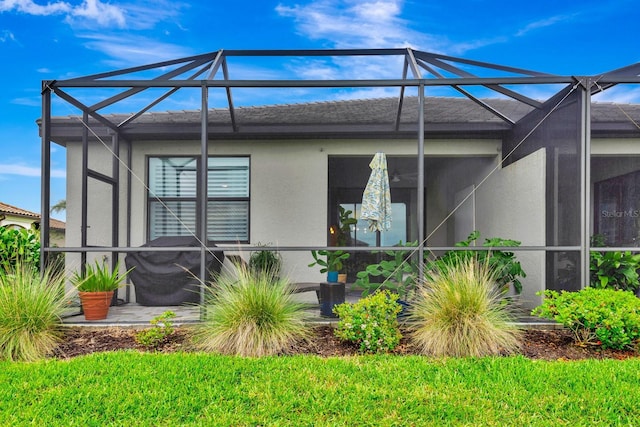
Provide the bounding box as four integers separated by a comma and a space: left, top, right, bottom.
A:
361, 152, 392, 232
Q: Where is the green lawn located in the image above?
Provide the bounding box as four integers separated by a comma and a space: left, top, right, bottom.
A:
2, 352, 639, 426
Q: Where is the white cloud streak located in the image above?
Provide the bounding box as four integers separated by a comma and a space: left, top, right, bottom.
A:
0, 29, 16, 42
276, 0, 427, 49
0, 164, 65, 178
515, 14, 576, 37
0, 0, 187, 30
78, 33, 194, 67
0, 0, 71, 15
66, 0, 125, 28
11, 96, 40, 106
0, 0, 129, 28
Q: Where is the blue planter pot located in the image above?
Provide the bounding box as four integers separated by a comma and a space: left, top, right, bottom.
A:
327, 271, 339, 282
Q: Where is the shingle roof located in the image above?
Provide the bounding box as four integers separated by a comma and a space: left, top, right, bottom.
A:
57, 96, 533, 125
47, 96, 640, 143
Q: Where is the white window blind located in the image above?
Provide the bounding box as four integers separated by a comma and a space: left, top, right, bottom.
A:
149, 158, 197, 197
208, 157, 249, 198
148, 156, 250, 242
149, 200, 196, 240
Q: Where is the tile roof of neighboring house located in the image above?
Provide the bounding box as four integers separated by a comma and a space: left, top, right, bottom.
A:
0, 201, 39, 219
0, 201, 65, 230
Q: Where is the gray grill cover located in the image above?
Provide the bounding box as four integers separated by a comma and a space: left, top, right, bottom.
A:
125, 236, 224, 306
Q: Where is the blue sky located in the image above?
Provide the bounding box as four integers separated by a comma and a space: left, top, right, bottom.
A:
1, 0, 639, 221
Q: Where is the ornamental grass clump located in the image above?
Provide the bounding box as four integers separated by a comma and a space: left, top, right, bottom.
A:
192, 266, 311, 357
0, 262, 70, 362
408, 258, 521, 357
333, 290, 402, 353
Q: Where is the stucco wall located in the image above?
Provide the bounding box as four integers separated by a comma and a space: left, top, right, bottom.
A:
475, 148, 546, 309
0, 215, 35, 230
65, 141, 131, 299
65, 137, 502, 302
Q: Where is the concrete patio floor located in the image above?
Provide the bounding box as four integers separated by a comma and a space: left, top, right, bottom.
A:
62, 287, 362, 327
62, 287, 557, 329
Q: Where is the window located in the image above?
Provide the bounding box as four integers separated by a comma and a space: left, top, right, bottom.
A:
594, 169, 640, 246
148, 156, 249, 242
340, 202, 407, 246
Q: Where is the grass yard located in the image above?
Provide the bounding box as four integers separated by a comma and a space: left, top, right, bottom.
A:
1, 352, 640, 426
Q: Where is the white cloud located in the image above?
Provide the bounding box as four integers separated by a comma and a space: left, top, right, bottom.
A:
11, 96, 40, 106
78, 33, 194, 67
0, 0, 71, 15
0, 164, 65, 178
1, 0, 187, 30
66, 0, 126, 28
276, 0, 428, 49
0, 29, 16, 42
274, 1, 429, 81
515, 14, 576, 37
274, 0, 502, 57
0, 0, 126, 28
593, 85, 640, 104
116, 1, 187, 31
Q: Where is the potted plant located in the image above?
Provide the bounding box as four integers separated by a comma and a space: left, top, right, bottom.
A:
249, 244, 283, 278
336, 206, 357, 283
71, 260, 132, 320
309, 249, 350, 283
354, 240, 420, 301
336, 206, 358, 247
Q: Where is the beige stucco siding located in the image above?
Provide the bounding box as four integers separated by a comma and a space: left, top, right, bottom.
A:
65, 137, 501, 300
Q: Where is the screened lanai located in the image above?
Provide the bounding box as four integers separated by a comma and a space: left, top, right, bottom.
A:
40, 48, 640, 316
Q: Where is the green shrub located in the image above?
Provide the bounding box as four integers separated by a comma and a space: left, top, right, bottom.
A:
426, 230, 526, 294
354, 241, 420, 299
408, 258, 521, 357
192, 265, 311, 357
0, 262, 69, 361
590, 234, 640, 292
0, 226, 40, 273
135, 311, 176, 350
333, 290, 402, 353
354, 231, 527, 300
532, 288, 640, 350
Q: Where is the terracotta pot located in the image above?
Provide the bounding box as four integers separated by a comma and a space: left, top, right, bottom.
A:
79, 291, 114, 320
337, 273, 347, 283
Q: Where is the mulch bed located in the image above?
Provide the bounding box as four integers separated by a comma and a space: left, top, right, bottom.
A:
50, 326, 639, 360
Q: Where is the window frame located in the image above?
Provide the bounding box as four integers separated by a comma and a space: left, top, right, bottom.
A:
146, 155, 250, 243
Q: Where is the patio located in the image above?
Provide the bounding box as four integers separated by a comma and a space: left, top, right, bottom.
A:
61, 285, 553, 328
62, 286, 363, 326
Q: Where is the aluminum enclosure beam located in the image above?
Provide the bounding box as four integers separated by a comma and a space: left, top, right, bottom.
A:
41, 47, 638, 309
